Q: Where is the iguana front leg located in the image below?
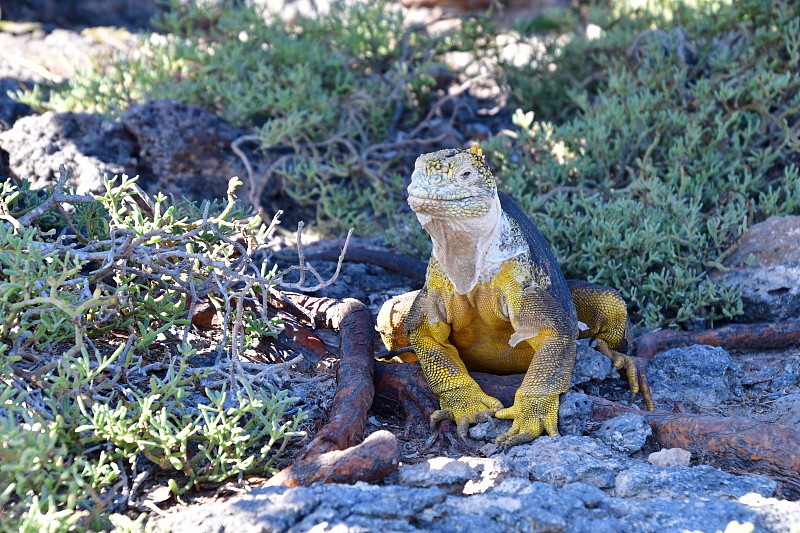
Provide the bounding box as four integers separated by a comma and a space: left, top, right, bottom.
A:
495, 287, 576, 446
409, 291, 503, 438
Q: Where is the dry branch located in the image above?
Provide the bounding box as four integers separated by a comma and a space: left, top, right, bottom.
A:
267, 294, 400, 486
636, 320, 800, 360
266, 430, 400, 487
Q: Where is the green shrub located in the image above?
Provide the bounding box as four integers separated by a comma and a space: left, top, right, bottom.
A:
0, 175, 307, 531
490, 0, 800, 328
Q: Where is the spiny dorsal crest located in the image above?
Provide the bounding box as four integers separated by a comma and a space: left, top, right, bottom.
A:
463, 144, 494, 190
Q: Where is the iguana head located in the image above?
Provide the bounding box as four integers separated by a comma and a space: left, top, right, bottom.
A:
408, 145, 521, 294
407, 145, 497, 218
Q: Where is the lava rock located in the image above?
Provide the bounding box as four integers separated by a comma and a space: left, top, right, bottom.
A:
647, 345, 743, 408
393, 457, 477, 493
502, 435, 633, 489
771, 356, 800, 391
558, 391, 593, 436
614, 464, 777, 500
0, 111, 135, 193
468, 418, 508, 441
0, 99, 293, 211
713, 216, 800, 322
591, 413, 651, 455
570, 341, 613, 387
121, 99, 247, 203
771, 393, 800, 431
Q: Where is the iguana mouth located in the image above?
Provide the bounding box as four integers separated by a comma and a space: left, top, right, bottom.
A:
407, 195, 476, 213
407, 194, 472, 202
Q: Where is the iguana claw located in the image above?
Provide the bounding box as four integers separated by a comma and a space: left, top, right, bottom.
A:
593, 339, 655, 410
430, 387, 503, 439
495, 392, 560, 446
610, 352, 655, 410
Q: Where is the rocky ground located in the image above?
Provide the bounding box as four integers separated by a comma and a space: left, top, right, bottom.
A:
1, 1, 800, 532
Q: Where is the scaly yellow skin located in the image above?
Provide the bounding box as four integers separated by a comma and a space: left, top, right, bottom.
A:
397, 145, 653, 446
568, 279, 652, 408
406, 145, 578, 446
378, 281, 654, 413
410, 258, 576, 445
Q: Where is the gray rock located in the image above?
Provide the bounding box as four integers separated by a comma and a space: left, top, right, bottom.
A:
0, 111, 135, 193
771, 356, 800, 391
558, 391, 593, 436
0, 99, 295, 213
157, 485, 319, 533
468, 418, 508, 441
393, 457, 477, 492
591, 413, 651, 455
615, 464, 777, 500
648, 447, 691, 467
713, 215, 800, 322
502, 436, 633, 489
647, 345, 743, 408
570, 341, 613, 387
156, 475, 799, 533
745, 363, 783, 393
425, 484, 570, 533
614, 497, 762, 533
771, 393, 800, 430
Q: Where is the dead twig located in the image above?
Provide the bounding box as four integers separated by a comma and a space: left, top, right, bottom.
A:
636, 320, 800, 360
278, 222, 354, 292
267, 294, 393, 486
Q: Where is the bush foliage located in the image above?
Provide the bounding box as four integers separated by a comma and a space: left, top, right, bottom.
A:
0, 174, 307, 532
489, 0, 800, 328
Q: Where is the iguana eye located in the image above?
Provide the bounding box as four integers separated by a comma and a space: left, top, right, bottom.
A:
460, 170, 472, 180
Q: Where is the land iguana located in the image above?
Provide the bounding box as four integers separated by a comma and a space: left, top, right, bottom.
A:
378, 145, 652, 447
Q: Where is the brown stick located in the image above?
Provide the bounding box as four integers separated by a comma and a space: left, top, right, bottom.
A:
372, 362, 800, 499
373, 360, 440, 432
263, 311, 332, 371
636, 320, 800, 360
268, 294, 397, 486
297, 296, 375, 456
267, 430, 400, 487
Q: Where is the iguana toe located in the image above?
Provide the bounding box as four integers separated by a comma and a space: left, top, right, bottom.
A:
609, 351, 639, 394
430, 389, 503, 439
495, 392, 559, 445
594, 340, 655, 411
